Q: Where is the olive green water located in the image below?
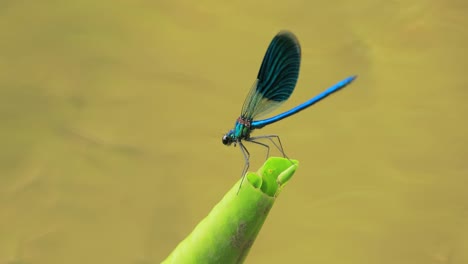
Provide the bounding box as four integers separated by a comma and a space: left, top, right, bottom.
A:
1, 1, 467, 263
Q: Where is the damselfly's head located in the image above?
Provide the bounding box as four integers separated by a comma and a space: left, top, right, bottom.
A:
222, 130, 235, 146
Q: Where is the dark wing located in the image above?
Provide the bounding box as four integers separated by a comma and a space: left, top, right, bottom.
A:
241, 30, 301, 120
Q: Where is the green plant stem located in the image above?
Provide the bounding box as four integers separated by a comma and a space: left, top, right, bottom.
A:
162, 157, 299, 264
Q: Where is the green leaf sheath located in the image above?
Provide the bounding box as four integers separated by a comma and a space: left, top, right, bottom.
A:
163, 157, 299, 264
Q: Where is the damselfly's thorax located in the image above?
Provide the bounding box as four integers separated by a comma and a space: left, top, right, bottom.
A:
221, 117, 254, 146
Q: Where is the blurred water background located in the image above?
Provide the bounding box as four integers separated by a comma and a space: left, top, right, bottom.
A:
1, 1, 467, 263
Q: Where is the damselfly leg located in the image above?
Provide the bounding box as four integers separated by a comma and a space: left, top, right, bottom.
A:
237, 141, 250, 194
248, 134, 289, 159
236, 135, 294, 194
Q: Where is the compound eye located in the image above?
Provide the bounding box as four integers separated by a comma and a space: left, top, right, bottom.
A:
222, 135, 231, 145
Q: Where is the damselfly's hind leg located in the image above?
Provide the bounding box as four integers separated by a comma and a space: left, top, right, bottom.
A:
237, 136, 292, 194
248, 134, 289, 159
245, 139, 270, 161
